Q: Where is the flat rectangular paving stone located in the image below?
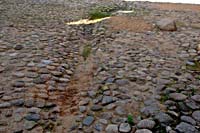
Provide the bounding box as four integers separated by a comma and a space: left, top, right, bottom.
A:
83, 116, 94, 126
102, 96, 115, 106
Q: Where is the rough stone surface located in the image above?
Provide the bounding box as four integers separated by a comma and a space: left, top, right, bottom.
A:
24, 120, 37, 130
25, 114, 41, 122
115, 106, 126, 116
94, 123, 104, 131
1, 1, 200, 132
191, 95, 200, 103
192, 111, 200, 122
137, 119, 156, 129
0, 102, 11, 108
102, 96, 115, 105
154, 112, 173, 125
79, 106, 87, 113
119, 123, 132, 133
14, 45, 24, 50
180, 116, 196, 125
83, 116, 94, 126
169, 93, 187, 101
135, 129, 152, 133
175, 122, 198, 133
156, 18, 177, 31
105, 124, 118, 133
141, 105, 160, 117
91, 105, 103, 111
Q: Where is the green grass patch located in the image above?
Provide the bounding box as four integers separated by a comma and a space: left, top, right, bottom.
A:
89, 11, 111, 20
191, 88, 197, 95
160, 94, 169, 103
82, 45, 92, 60
154, 124, 167, 133
89, 5, 119, 20
186, 60, 200, 72
196, 75, 200, 80
176, 21, 186, 27
127, 114, 134, 125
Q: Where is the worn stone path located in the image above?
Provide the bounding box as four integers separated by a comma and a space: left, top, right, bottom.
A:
0, 0, 200, 132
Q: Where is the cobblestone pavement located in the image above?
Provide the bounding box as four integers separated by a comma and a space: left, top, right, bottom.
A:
0, 0, 200, 132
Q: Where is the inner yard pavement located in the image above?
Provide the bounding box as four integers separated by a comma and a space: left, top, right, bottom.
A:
0, 0, 200, 132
